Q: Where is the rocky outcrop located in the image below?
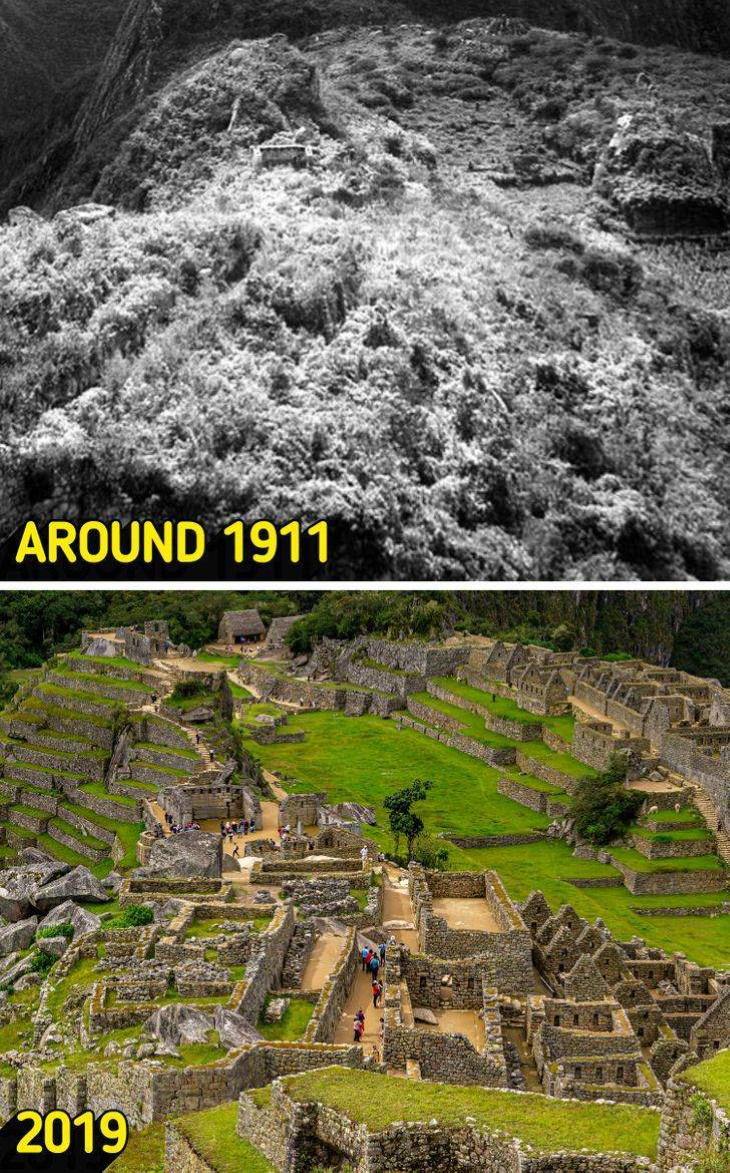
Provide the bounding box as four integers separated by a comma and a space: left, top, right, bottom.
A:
0, 915, 38, 955
32, 866, 110, 911
39, 899, 102, 937
595, 111, 728, 237
146, 831, 222, 879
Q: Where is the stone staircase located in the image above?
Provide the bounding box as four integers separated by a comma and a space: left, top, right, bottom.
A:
690, 786, 730, 865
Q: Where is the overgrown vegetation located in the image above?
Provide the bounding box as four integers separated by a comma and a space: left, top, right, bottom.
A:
1, 23, 729, 580
571, 754, 643, 846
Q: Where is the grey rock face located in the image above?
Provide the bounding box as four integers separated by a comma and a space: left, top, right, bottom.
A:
263, 997, 289, 1024
0, 916, 38, 955
40, 900, 101, 938
213, 1006, 261, 1049
0, 863, 71, 921
32, 866, 110, 911
412, 1007, 438, 1025
37, 935, 69, 958
144, 1003, 214, 1048
147, 831, 222, 879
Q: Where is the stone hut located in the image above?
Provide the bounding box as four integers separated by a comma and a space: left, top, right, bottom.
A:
218, 609, 266, 645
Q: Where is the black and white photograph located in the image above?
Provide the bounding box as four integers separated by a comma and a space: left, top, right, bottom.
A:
1, 0, 730, 579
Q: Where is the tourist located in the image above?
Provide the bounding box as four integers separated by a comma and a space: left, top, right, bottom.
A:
232, 844, 240, 859
360, 845, 368, 866
220, 821, 226, 835
364, 948, 374, 973
243, 819, 249, 835
370, 1043, 380, 1063
361, 946, 370, 972
372, 979, 382, 1008
369, 954, 379, 978
353, 1017, 364, 1044
379, 942, 386, 964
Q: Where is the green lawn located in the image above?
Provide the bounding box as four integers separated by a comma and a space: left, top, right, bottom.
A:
173, 1104, 276, 1173
409, 692, 518, 748
681, 1050, 730, 1113
257, 997, 314, 1041
648, 807, 704, 827
248, 711, 550, 841
64, 654, 147, 672
246, 711, 730, 967
610, 848, 724, 873
631, 826, 712, 843
458, 841, 730, 967
281, 1068, 660, 1158
135, 740, 199, 760
432, 677, 575, 741
109, 1121, 165, 1173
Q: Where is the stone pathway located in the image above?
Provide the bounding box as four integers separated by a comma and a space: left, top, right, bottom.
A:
690, 786, 730, 864
300, 932, 347, 992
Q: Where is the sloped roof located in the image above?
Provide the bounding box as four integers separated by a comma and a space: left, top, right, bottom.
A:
220, 609, 265, 637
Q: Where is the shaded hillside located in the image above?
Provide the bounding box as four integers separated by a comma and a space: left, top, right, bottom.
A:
1, 22, 729, 579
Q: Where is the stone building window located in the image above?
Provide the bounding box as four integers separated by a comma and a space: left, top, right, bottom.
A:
596, 1067, 603, 1081
554, 1015, 561, 1026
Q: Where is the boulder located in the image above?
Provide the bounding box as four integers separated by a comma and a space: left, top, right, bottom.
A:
39, 900, 101, 938
0, 862, 70, 921
412, 1007, 438, 1025
32, 866, 109, 911
594, 111, 728, 237
147, 831, 222, 879
7, 206, 43, 228
263, 997, 289, 1024
144, 1004, 214, 1048
0, 916, 38, 955
101, 872, 123, 893
55, 203, 116, 227
213, 1006, 261, 1049
37, 936, 69, 958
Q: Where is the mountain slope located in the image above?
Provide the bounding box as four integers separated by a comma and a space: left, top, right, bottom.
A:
0, 21, 729, 580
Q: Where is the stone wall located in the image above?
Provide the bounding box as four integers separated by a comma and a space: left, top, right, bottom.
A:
608, 856, 727, 896
573, 723, 649, 772
237, 1082, 656, 1173
132, 714, 194, 751
304, 930, 359, 1043
162, 783, 262, 829
498, 776, 553, 813
515, 749, 580, 793
409, 868, 533, 995
425, 681, 542, 742
345, 660, 425, 699
231, 904, 297, 1026
658, 1067, 730, 1172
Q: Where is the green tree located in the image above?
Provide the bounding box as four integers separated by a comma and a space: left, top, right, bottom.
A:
571, 753, 643, 846
383, 779, 433, 861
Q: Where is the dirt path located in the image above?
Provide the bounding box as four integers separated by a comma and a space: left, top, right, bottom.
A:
381, 876, 419, 951
300, 932, 347, 992
334, 957, 383, 1051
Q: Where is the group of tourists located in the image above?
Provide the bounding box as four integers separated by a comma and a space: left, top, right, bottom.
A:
361, 942, 386, 975
220, 818, 254, 838
158, 812, 200, 837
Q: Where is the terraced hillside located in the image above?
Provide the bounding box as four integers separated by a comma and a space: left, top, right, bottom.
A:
0, 653, 204, 873
241, 644, 730, 966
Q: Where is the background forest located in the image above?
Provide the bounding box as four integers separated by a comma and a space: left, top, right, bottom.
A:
0, 589, 727, 686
